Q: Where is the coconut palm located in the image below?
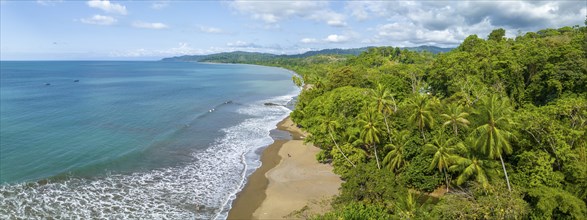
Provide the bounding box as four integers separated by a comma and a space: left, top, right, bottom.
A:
383, 130, 411, 173
474, 94, 515, 191
359, 107, 383, 169
425, 135, 458, 192
310, 75, 326, 90
320, 117, 355, 168
370, 83, 397, 142
441, 103, 470, 136
450, 153, 491, 189
396, 191, 418, 219
405, 95, 435, 140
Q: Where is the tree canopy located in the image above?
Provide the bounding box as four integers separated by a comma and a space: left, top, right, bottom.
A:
196, 24, 587, 219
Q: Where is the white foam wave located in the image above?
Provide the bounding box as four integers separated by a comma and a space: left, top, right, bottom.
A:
0, 95, 295, 219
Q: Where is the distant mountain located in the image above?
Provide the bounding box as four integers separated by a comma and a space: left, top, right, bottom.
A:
404, 45, 453, 54
160, 51, 275, 62
161, 55, 207, 62
161, 46, 453, 62
287, 48, 371, 58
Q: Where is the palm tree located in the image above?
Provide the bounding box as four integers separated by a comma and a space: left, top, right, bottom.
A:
450, 153, 491, 189
383, 130, 411, 173
441, 103, 470, 136
405, 95, 435, 140
370, 83, 397, 143
396, 191, 418, 219
310, 75, 326, 90
320, 117, 355, 168
425, 135, 458, 192
359, 107, 383, 169
474, 94, 514, 191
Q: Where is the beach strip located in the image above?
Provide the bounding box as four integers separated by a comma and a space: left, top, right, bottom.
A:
227, 117, 342, 219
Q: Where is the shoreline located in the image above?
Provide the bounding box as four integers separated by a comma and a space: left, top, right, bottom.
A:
226, 118, 291, 219
227, 117, 342, 219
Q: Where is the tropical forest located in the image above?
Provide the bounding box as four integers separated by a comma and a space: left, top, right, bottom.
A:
289, 25, 587, 219
180, 25, 587, 219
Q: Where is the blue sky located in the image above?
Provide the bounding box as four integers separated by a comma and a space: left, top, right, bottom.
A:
1, 0, 585, 60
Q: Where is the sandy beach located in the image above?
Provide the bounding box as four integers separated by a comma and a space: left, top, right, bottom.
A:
228, 117, 342, 219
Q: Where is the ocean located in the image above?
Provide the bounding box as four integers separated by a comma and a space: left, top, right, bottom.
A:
0, 61, 299, 219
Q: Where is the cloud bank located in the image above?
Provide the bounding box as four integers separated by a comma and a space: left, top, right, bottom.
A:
230, 0, 347, 27
87, 0, 127, 15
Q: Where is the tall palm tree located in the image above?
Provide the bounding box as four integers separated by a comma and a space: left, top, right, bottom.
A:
383, 130, 411, 173
405, 95, 435, 140
474, 94, 514, 191
320, 117, 355, 167
359, 107, 383, 169
425, 135, 458, 192
370, 83, 397, 143
441, 103, 470, 136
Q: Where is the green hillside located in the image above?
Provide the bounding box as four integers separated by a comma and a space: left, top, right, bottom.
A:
160, 46, 452, 63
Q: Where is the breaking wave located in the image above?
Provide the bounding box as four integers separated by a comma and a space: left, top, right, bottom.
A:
0, 93, 296, 219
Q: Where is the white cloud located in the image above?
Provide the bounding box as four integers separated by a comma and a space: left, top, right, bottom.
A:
199, 26, 224, 34
230, 0, 347, 27
306, 10, 347, 27
151, 0, 169, 10
109, 41, 314, 58
132, 21, 168, 29
347, 1, 586, 47
300, 38, 318, 44
87, 0, 127, 15
110, 43, 213, 57
165, 42, 205, 55
81, 14, 117, 26
324, 34, 349, 43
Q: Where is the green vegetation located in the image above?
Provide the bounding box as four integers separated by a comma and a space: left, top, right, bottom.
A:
168, 24, 587, 219
287, 25, 586, 219
160, 46, 451, 63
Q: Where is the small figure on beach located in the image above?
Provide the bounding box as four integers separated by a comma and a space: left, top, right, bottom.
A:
287, 153, 291, 157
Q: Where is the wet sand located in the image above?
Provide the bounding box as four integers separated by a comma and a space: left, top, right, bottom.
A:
227, 117, 341, 219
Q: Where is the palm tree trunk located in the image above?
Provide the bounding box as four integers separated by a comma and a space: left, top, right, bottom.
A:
444, 169, 450, 192
373, 144, 381, 169
384, 116, 393, 143
453, 124, 458, 136
391, 97, 398, 113
330, 132, 355, 167
499, 154, 512, 192
420, 127, 426, 142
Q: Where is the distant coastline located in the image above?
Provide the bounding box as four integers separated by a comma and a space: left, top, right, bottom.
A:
160, 45, 453, 63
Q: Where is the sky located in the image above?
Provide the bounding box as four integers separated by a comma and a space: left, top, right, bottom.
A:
1, 0, 585, 60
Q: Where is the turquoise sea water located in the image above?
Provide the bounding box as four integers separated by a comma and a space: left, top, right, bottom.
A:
0, 61, 299, 219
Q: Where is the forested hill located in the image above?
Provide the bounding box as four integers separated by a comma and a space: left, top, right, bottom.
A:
199, 25, 585, 219
172, 25, 585, 219
160, 45, 452, 62
285, 26, 586, 219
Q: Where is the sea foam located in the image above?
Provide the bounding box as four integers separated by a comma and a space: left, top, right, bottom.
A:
0, 94, 295, 219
